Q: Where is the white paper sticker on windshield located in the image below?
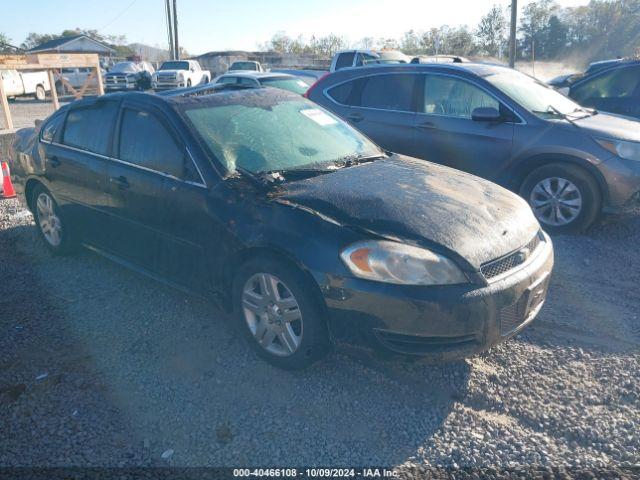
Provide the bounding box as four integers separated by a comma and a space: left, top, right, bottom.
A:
300, 108, 338, 126
296, 80, 308, 87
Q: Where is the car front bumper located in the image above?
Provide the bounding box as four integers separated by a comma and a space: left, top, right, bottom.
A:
105, 83, 137, 91
153, 81, 186, 90
599, 155, 640, 212
316, 232, 554, 361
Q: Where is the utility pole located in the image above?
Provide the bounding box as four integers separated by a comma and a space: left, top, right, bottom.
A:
165, 0, 174, 59
172, 0, 180, 60
509, 0, 517, 68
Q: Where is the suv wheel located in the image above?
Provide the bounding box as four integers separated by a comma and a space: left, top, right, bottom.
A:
32, 185, 76, 254
521, 163, 600, 234
232, 257, 329, 369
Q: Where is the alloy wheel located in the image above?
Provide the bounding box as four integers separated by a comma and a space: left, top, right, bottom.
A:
36, 192, 62, 247
530, 177, 583, 226
241, 273, 303, 357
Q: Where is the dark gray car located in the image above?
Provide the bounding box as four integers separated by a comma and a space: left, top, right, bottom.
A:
307, 63, 640, 233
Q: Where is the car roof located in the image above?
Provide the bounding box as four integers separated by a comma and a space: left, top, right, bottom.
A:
220, 71, 296, 79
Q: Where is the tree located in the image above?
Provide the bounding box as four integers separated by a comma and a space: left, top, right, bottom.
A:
477, 4, 508, 58
519, 0, 558, 59
400, 30, 421, 55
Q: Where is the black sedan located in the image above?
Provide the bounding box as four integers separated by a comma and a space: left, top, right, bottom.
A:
11, 88, 553, 369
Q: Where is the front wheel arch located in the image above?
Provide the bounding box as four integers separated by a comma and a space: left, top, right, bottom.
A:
221, 246, 327, 314
520, 162, 602, 233
509, 154, 608, 205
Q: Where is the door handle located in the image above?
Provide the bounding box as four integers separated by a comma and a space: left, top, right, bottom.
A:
109, 175, 130, 190
347, 112, 364, 123
414, 121, 437, 130
48, 156, 61, 167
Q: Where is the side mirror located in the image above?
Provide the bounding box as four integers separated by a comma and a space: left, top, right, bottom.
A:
472, 107, 502, 122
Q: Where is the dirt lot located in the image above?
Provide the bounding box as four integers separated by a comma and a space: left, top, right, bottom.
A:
6, 97, 71, 129
0, 196, 638, 476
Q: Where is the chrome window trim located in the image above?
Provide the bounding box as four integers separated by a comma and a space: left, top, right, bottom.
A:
44, 140, 208, 188
322, 70, 527, 124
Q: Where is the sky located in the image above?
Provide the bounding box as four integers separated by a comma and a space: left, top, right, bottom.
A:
1, 0, 591, 55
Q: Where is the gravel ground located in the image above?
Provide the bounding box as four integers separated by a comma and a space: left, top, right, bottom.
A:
6, 97, 71, 129
0, 196, 638, 476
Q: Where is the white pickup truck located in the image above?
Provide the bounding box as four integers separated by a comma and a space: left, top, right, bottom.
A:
0, 69, 51, 101
152, 59, 211, 90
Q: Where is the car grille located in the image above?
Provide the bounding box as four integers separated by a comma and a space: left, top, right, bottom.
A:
106, 75, 128, 84
499, 303, 522, 336
481, 233, 542, 281
374, 330, 478, 355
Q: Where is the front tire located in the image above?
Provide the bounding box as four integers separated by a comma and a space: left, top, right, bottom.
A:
520, 163, 601, 234
186, 79, 192, 87
32, 185, 77, 254
232, 256, 330, 369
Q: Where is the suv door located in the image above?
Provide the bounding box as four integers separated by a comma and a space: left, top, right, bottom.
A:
108, 101, 210, 288
326, 73, 418, 155
569, 65, 640, 119
48, 98, 118, 245
411, 73, 514, 179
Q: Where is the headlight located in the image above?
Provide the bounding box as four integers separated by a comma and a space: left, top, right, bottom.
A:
596, 138, 640, 162
177, 72, 184, 80
340, 240, 468, 285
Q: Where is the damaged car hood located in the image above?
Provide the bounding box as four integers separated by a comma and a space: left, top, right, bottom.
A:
276, 155, 539, 270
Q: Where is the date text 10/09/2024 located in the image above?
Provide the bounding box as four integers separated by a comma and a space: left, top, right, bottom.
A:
233, 468, 399, 478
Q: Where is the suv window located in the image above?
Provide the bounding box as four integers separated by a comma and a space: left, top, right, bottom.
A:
355, 52, 378, 66
119, 109, 190, 180
571, 66, 640, 103
360, 74, 415, 111
327, 80, 357, 104
423, 75, 499, 118
335, 52, 355, 71
219, 76, 238, 84
62, 101, 118, 155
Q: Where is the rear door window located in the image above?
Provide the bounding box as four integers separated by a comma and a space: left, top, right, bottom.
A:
359, 74, 416, 112
219, 76, 238, 84
118, 108, 194, 181
335, 52, 355, 71
572, 66, 640, 103
62, 101, 118, 155
327, 80, 358, 105
422, 75, 499, 118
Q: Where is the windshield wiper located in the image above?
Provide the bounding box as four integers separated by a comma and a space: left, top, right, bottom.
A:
332, 152, 386, 168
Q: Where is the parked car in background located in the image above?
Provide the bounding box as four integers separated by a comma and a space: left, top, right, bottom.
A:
11, 88, 553, 369
228, 61, 264, 72
0, 69, 50, 101
330, 49, 410, 72
105, 61, 155, 92
547, 72, 581, 89
565, 59, 640, 119
214, 72, 309, 94
411, 55, 469, 64
55, 67, 103, 94
152, 60, 211, 90
271, 69, 327, 86
307, 63, 640, 233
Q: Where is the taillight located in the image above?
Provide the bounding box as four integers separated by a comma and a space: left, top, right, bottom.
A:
304, 72, 330, 99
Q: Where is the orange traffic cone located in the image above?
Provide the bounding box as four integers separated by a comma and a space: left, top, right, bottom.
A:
1, 162, 16, 199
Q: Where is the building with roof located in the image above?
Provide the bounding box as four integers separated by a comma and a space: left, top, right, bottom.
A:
27, 35, 115, 56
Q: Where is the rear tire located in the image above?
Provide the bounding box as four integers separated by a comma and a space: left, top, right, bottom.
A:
32, 185, 77, 255
520, 163, 601, 234
232, 256, 330, 369
35, 85, 46, 101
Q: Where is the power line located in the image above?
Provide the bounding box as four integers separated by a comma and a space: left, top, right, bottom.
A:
98, 0, 139, 32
